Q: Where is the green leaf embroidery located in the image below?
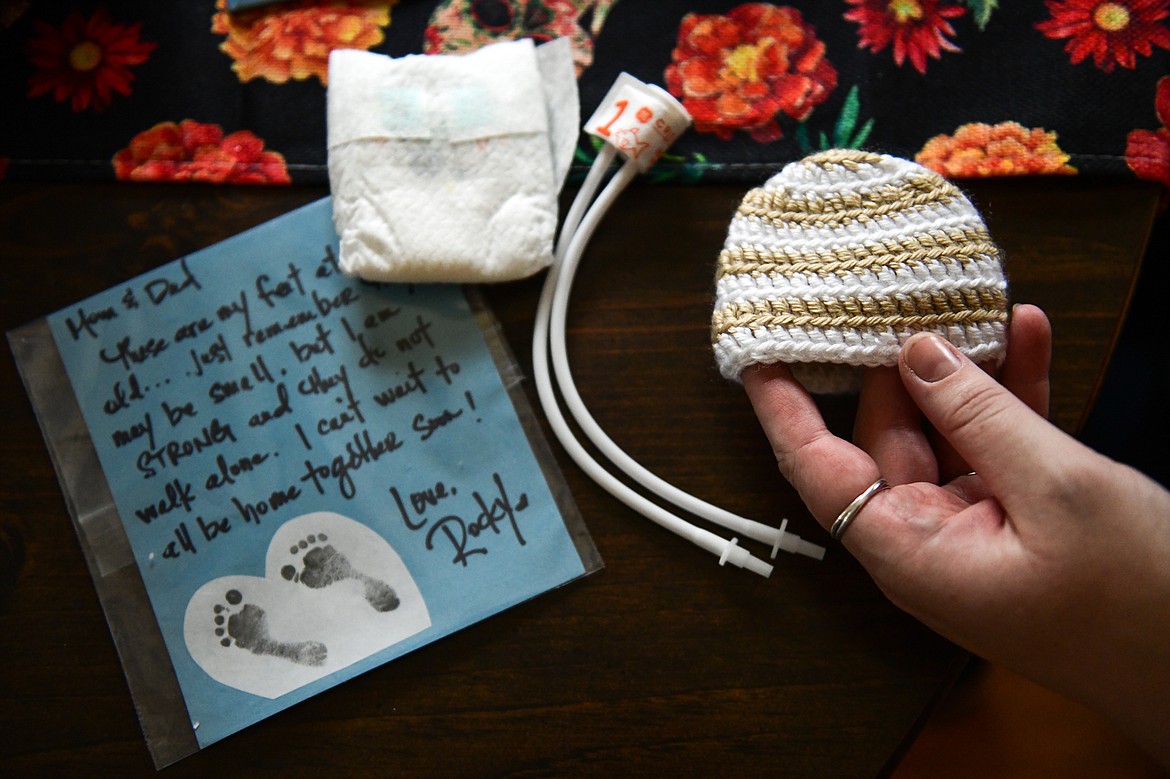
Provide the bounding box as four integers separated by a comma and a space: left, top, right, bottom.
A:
795, 84, 875, 151
832, 85, 862, 148
966, 0, 998, 30
852, 117, 875, 149
795, 122, 812, 154
650, 151, 708, 184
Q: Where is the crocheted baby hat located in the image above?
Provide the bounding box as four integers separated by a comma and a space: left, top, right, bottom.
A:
711, 149, 1009, 394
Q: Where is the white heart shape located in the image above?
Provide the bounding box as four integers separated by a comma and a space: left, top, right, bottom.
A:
184, 512, 430, 699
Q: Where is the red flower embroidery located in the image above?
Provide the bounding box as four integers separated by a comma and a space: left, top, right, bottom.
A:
665, 4, 837, 143
425, 0, 612, 76
26, 7, 156, 112
112, 120, 291, 185
1126, 76, 1170, 188
1036, 0, 1170, 72
844, 0, 965, 74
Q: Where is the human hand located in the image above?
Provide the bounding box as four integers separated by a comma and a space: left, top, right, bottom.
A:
742, 304, 1170, 764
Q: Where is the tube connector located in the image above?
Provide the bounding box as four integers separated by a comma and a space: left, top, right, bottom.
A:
585, 73, 691, 172
772, 519, 826, 561
718, 537, 774, 578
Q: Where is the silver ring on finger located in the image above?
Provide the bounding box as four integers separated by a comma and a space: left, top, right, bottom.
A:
830, 478, 890, 541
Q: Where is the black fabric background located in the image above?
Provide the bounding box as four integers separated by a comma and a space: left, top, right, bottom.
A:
2, 0, 1166, 184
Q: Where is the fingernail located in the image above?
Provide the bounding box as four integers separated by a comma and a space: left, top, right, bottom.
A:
905, 334, 962, 382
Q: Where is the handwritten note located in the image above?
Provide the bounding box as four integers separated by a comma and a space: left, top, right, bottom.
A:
39, 198, 595, 751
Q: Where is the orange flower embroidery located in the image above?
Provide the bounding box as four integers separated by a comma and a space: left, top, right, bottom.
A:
665, 3, 837, 142
915, 122, 1078, 177
113, 120, 291, 184
211, 0, 394, 85
26, 7, 156, 112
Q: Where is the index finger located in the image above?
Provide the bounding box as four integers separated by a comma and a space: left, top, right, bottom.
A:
742, 363, 881, 527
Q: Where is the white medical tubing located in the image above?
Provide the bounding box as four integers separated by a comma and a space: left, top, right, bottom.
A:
547, 211, 825, 560
532, 156, 775, 577
531, 73, 826, 573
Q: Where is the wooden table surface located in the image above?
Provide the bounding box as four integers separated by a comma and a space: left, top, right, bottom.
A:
0, 177, 1158, 777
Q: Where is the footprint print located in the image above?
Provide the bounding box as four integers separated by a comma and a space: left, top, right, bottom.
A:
280, 533, 400, 613
212, 588, 327, 667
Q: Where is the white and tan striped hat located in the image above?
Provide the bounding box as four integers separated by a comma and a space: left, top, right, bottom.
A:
711, 149, 1009, 394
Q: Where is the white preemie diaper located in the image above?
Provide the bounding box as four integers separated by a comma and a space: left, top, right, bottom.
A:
327, 38, 579, 283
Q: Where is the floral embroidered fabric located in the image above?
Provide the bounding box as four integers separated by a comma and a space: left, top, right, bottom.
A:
1, 0, 1167, 188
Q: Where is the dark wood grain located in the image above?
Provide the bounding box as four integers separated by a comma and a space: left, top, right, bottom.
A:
0, 177, 1157, 778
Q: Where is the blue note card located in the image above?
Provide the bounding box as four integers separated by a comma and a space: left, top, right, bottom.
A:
38, 198, 596, 753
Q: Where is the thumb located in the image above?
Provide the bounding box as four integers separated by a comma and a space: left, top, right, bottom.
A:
899, 332, 1077, 507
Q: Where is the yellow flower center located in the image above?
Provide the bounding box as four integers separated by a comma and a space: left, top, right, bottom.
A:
888, 0, 925, 25
724, 39, 772, 83
69, 40, 103, 72
1093, 2, 1131, 31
